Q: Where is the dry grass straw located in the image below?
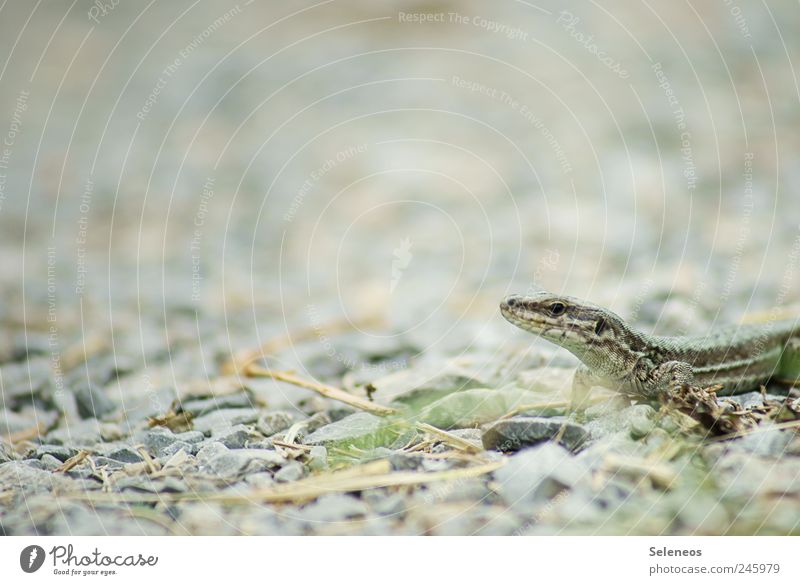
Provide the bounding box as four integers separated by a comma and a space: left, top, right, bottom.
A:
244, 364, 396, 416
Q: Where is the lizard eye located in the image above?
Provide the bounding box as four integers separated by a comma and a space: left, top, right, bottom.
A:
549, 302, 566, 316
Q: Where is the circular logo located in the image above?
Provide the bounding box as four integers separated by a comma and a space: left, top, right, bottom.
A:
19, 545, 46, 573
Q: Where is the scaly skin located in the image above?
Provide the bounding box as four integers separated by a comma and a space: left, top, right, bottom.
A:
500, 291, 800, 403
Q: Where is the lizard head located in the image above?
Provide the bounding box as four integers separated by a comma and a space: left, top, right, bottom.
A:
499, 291, 625, 352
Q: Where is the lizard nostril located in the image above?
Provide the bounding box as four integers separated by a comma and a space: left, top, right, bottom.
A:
506, 297, 517, 308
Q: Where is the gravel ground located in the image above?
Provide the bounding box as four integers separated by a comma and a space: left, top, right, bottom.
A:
1, 0, 799, 535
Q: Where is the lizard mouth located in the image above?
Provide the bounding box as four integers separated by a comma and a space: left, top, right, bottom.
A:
500, 304, 551, 333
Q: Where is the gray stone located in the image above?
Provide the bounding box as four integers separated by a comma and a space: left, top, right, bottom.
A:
80, 354, 137, 386
73, 382, 117, 419
243, 440, 274, 450
115, 475, 188, 493
32, 444, 79, 462
198, 443, 285, 479
162, 446, 194, 469
244, 472, 275, 488
196, 441, 229, 462
307, 445, 328, 471
327, 407, 357, 423
161, 441, 195, 458
10, 332, 50, 360
296, 493, 368, 523
234, 449, 286, 474
143, 427, 179, 455
365, 491, 407, 516
428, 428, 483, 454
22, 458, 45, 470
51, 389, 81, 421
64, 464, 97, 480
0, 409, 41, 436
256, 411, 294, 436
421, 458, 456, 472
201, 452, 245, 478
0, 358, 53, 405
675, 492, 731, 534
105, 378, 176, 426
39, 453, 63, 470
304, 412, 333, 434
45, 420, 123, 446
211, 424, 260, 449
179, 392, 254, 417
421, 506, 521, 536
274, 460, 304, 483
624, 404, 657, 439
103, 446, 143, 463
192, 408, 260, 434
583, 399, 653, 440
482, 417, 588, 452
88, 456, 126, 471
728, 391, 788, 410
175, 430, 205, 444
0, 461, 87, 495
389, 452, 425, 471
493, 443, 587, 510
50, 503, 169, 536
437, 477, 491, 503
738, 427, 796, 457
447, 428, 483, 444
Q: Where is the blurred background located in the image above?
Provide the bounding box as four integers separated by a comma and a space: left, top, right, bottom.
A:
1, 0, 799, 398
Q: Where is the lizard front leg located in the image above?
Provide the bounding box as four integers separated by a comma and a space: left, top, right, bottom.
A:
644, 360, 694, 398
556, 365, 602, 442
569, 364, 603, 411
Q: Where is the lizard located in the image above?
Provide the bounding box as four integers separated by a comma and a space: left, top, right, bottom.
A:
500, 291, 800, 405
